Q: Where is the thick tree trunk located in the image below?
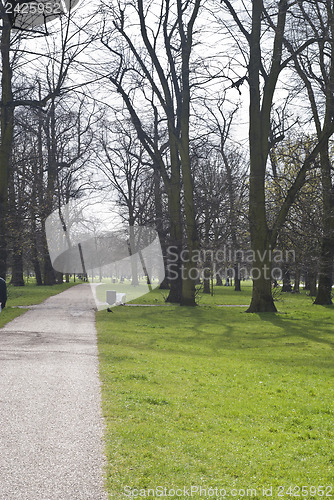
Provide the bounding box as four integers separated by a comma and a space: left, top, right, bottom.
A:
179, 148, 197, 305
234, 263, 241, 291
165, 138, 182, 304
43, 252, 56, 285
221, 147, 241, 293
314, 235, 333, 304
203, 262, 211, 294
55, 272, 63, 284
247, 166, 277, 312
153, 169, 170, 290
309, 273, 317, 297
159, 277, 170, 289
42, 225, 56, 285
165, 241, 182, 303
293, 269, 300, 293
0, 201, 7, 279
247, 246, 277, 313
304, 271, 310, 291
178, 23, 199, 307
11, 250, 24, 286
216, 273, 223, 286
33, 258, 43, 286
246, 0, 278, 313
314, 150, 334, 305
0, 18, 13, 280
282, 266, 292, 292
42, 99, 58, 286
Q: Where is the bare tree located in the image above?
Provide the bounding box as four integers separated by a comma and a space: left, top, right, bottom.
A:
220, 0, 334, 312
99, 0, 202, 305
285, 1, 334, 305
0, 6, 95, 279
96, 118, 154, 285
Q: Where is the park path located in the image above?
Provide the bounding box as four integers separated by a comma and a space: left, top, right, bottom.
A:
0, 284, 108, 500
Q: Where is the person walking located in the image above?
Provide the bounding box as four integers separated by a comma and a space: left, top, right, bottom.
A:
0, 277, 7, 309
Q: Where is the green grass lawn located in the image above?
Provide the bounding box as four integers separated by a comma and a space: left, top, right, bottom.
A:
0, 280, 78, 328
110, 279, 254, 305
97, 285, 334, 498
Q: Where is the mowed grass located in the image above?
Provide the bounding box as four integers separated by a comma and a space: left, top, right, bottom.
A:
122, 279, 254, 305
0, 281, 78, 328
97, 286, 334, 498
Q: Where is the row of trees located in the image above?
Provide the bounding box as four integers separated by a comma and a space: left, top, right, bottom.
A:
1, 0, 334, 311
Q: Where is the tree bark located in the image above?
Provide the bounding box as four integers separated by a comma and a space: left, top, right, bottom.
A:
216, 273, 223, 286
314, 151, 334, 304
55, 272, 63, 284
309, 273, 317, 297
234, 263, 241, 291
0, 17, 13, 279
246, 0, 282, 313
177, 1, 200, 307
282, 266, 292, 292
11, 250, 24, 286
153, 168, 169, 289
33, 258, 43, 286
165, 170, 183, 303
293, 269, 300, 293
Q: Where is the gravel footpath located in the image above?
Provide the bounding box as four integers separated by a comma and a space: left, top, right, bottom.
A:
0, 284, 108, 500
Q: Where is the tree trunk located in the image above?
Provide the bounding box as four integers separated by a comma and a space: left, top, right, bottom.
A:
216, 273, 223, 286
314, 235, 333, 304
304, 271, 310, 291
177, 12, 200, 307
309, 273, 317, 297
11, 250, 25, 286
165, 138, 182, 304
43, 252, 56, 285
129, 224, 139, 286
165, 240, 182, 303
0, 201, 7, 280
159, 277, 170, 289
42, 98, 58, 286
33, 258, 43, 286
30, 209, 43, 285
42, 225, 56, 286
293, 269, 300, 293
203, 262, 211, 294
314, 150, 334, 305
234, 263, 241, 291
246, 0, 279, 313
221, 146, 241, 293
153, 168, 170, 290
282, 266, 292, 292
247, 246, 277, 313
246, 179, 277, 312
55, 272, 63, 284
0, 18, 13, 280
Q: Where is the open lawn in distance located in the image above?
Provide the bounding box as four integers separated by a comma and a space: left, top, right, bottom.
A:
96, 284, 334, 498
0, 280, 78, 328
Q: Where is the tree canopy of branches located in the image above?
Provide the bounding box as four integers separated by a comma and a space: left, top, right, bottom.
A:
220, 0, 334, 312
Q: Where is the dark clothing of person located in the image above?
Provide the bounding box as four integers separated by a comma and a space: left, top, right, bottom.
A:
0, 277, 7, 309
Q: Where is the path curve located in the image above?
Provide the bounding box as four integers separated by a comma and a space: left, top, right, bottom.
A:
0, 284, 107, 500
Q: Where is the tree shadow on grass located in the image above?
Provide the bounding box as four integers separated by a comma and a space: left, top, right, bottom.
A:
106, 304, 334, 366
252, 306, 334, 350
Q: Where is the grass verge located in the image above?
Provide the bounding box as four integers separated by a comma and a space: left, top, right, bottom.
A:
0, 281, 78, 328
97, 286, 334, 498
